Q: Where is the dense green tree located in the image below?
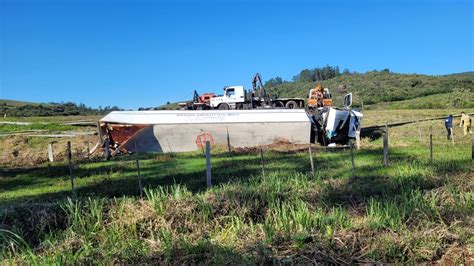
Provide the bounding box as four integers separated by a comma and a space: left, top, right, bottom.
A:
265, 76, 285, 87
293, 69, 313, 82
292, 65, 342, 82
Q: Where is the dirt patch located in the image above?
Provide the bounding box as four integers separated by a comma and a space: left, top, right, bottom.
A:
0, 134, 100, 167
233, 139, 309, 154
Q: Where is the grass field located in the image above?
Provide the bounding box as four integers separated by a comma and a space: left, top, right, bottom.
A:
0, 110, 473, 263
1, 115, 100, 123
360, 109, 473, 126
366, 93, 474, 110
0, 123, 78, 134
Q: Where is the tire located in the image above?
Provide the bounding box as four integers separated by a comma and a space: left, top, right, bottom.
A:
218, 103, 230, 110
285, 100, 298, 109
273, 101, 284, 108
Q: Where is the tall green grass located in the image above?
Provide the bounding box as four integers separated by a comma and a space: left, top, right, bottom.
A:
0, 128, 472, 263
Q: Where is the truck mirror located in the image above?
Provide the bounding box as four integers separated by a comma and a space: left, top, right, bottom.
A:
343, 93, 352, 108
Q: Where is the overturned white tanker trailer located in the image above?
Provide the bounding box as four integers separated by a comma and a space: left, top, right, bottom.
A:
98, 109, 312, 155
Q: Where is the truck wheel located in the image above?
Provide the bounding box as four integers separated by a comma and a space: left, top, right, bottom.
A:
273, 101, 284, 108
285, 100, 297, 109
218, 103, 230, 110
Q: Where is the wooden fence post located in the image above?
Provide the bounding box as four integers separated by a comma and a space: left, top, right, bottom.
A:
136, 159, 143, 198
67, 141, 76, 200
206, 141, 212, 188
349, 139, 355, 170
260, 146, 265, 176
135, 142, 143, 198
226, 128, 232, 155
451, 129, 454, 145
47, 143, 54, 162
383, 124, 389, 166
355, 129, 361, 150
471, 135, 473, 160
429, 132, 433, 163
308, 144, 314, 176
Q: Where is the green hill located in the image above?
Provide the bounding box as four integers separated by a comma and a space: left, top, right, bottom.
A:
365, 91, 474, 110
0, 99, 40, 107
158, 70, 474, 110
267, 71, 474, 108
444, 71, 474, 80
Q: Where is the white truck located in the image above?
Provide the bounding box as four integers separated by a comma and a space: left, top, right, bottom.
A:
310, 93, 363, 145
209, 74, 305, 110
209, 86, 246, 110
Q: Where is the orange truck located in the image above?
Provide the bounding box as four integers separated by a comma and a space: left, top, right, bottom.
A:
308, 84, 333, 110
179, 90, 216, 110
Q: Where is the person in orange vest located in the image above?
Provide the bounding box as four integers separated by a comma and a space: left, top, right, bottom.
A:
459, 111, 472, 136
315, 85, 324, 107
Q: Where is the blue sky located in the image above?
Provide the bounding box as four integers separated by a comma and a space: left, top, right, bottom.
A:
1, 0, 473, 109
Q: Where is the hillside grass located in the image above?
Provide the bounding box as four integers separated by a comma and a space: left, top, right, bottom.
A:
361, 108, 474, 126
155, 102, 181, 110
0, 99, 40, 107
0, 110, 473, 263
367, 92, 474, 110
0, 98, 117, 117
446, 72, 474, 80
158, 71, 474, 110
268, 71, 474, 107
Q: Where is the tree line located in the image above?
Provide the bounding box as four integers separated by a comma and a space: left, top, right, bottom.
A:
265, 65, 355, 87
1, 102, 122, 117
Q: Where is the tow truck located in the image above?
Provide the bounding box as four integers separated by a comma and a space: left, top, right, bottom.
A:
180, 73, 305, 110
178, 90, 216, 110
210, 73, 305, 110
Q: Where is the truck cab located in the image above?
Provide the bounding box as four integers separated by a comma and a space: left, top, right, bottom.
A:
210, 86, 246, 109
